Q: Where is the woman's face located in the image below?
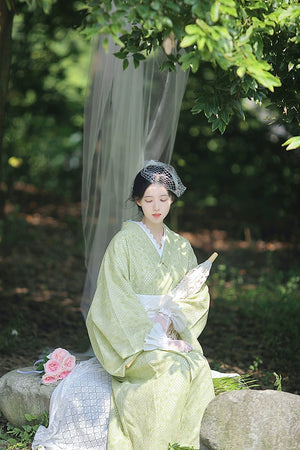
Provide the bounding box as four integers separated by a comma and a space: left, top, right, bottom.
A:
136, 183, 173, 227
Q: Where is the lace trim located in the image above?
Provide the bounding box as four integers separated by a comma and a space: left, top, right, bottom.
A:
133, 221, 166, 255
136, 294, 187, 333
144, 323, 171, 351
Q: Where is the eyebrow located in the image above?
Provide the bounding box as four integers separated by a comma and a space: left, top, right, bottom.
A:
144, 194, 169, 198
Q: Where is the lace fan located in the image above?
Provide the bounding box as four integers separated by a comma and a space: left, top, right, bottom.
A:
170, 252, 218, 301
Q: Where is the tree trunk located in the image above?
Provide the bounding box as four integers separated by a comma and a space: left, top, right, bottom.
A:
0, 1, 14, 217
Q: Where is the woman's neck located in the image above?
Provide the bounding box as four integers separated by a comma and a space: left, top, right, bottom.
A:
141, 218, 164, 246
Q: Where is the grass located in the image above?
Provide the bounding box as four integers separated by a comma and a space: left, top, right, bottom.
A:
0, 413, 48, 450
200, 249, 300, 393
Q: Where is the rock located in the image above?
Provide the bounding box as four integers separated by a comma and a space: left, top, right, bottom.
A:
0, 356, 92, 427
200, 389, 300, 450
0, 367, 58, 427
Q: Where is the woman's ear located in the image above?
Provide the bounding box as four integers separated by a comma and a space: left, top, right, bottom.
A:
136, 199, 141, 207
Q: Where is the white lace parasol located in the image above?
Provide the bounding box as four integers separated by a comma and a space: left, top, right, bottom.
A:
169, 252, 218, 301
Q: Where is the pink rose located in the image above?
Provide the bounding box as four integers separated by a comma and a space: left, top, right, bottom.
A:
58, 370, 72, 380
48, 348, 70, 362
44, 359, 61, 376
41, 373, 58, 385
62, 355, 76, 371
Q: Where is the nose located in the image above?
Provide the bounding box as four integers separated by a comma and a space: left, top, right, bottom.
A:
153, 199, 160, 211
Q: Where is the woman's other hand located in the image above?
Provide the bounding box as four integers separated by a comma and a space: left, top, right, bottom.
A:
167, 339, 193, 353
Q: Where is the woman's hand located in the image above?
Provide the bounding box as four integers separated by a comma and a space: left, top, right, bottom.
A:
167, 339, 193, 353
154, 311, 171, 333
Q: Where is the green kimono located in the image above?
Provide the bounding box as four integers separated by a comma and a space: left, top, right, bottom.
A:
86, 221, 215, 449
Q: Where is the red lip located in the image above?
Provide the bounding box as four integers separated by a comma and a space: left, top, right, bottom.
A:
152, 214, 161, 217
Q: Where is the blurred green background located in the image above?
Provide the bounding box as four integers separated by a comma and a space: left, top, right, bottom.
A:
2, 2, 299, 241
0, 1, 299, 400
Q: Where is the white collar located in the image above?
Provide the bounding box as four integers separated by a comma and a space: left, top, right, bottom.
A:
133, 221, 166, 256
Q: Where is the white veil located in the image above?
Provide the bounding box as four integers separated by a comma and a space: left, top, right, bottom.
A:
81, 37, 189, 318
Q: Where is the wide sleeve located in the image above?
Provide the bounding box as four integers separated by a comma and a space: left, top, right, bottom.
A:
174, 244, 210, 345
86, 233, 154, 377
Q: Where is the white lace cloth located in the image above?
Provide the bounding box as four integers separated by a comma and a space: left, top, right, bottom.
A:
32, 358, 111, 450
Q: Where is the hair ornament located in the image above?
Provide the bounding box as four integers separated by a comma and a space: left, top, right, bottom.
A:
140, 160, 186, 197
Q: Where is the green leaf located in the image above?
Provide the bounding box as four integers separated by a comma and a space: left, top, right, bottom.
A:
133, 53, 146, 61
212, 117, 227, 134
166, 2, 180, 13
155, 18, 164, 32
127, 8, 137, 22
111, 34, 125, 48
136, 4, 151, 17
162, 17, 173, 28
273, 372, 282, 391
160, 60, 176, 72
41, 0, 54, 14
179, 52, 193, 71
237, 66, 246, 78
248, 69, 281, 92
151, 1, 160, 11
211, 1, 220, 23
219, 2, 237, 17
196, 38, 206, 52
24, 413, 38, 421
189, 56, 200, 73
160, 61, 171, 72
185, 24, 201, 35
180, 35, 198, 48
114, 51, 128, 59
253, 36, 263, 58
122, 59, 129, 70
282, 136, 300, 151
133, 57, 140, 68
233, 100, 245, 120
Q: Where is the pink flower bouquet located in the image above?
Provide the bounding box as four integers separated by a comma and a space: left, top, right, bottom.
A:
41, 348, 76, 385
18, 347, 76, 385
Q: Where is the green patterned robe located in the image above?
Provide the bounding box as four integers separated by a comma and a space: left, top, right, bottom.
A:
86, 221, 215, 449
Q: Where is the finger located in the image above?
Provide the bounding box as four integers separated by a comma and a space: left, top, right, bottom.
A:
184, 343, 193, 352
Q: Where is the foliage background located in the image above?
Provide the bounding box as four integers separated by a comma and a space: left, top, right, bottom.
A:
2, 1, 299, 234
0, 0, 299, 408
0, 4, 299, 448
2, 1, 89, 199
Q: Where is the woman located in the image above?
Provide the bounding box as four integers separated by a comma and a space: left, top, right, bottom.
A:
33, 161, 215, 450
86, 160, 215, 449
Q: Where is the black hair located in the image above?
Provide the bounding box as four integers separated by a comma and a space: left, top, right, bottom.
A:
131, 172, 152, 202
131, 170, 177, 213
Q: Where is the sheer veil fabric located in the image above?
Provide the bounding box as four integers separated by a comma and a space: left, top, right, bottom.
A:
81, 37, 189, 317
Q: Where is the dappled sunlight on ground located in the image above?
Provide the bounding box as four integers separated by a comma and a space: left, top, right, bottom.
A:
180, 230, 295, 252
